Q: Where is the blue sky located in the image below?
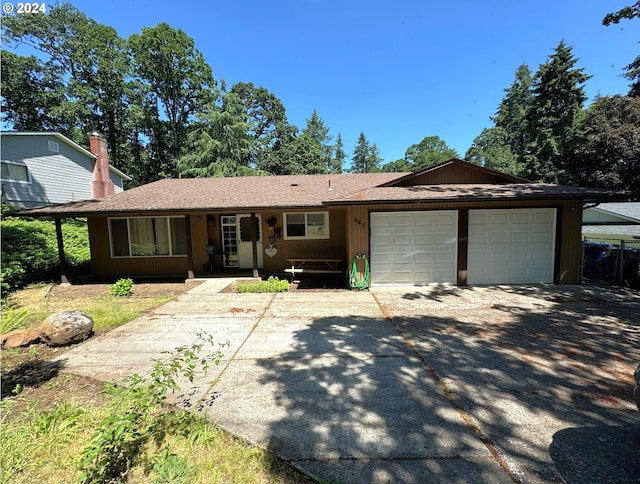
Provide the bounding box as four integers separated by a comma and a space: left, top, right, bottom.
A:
9, 1, 640, 165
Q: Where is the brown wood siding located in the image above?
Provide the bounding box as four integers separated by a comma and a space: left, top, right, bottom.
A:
557, 202, 584, 283
397, 165, 510, 185
259, 208, 348, 275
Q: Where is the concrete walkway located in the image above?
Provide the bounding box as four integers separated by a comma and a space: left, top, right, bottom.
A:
53, 279, 640, 483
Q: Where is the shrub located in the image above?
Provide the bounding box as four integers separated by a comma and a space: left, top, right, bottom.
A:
78, 333, 227, 483
110, 278, 134, 297
236, 276, 289, 293
0, 217, 91, 293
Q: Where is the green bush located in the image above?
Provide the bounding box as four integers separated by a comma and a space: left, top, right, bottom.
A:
236, 276, 289, 293
0, 217, 91, 293
110, 278, 134, 297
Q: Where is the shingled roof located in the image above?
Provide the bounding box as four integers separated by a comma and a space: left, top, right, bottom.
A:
16, 161, 630, 217
16, 173, 403, 216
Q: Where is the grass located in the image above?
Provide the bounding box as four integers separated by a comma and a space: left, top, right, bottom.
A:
3, 285, 172, 332
1, 283, 316, 484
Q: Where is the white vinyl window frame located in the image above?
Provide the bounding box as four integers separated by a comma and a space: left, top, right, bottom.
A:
108, 216, 188, 258
283, 211, 330, 240
1, 160, 32, 184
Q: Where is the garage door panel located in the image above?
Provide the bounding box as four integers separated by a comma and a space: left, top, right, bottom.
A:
415, 234, 433, 245
371, 211, 457, 286
394, 234, 411, 245
468, 208, 555, 285
415, 252, 433, 263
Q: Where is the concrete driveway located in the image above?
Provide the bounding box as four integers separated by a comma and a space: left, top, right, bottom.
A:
54, 280, 640, 483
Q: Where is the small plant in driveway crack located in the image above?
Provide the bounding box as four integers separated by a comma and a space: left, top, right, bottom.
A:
77, 332, 229, 483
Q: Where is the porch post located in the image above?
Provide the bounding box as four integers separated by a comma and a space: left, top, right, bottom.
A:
251, 212, 259, 278
54, 218, 69, 284
185, 214, 195, 280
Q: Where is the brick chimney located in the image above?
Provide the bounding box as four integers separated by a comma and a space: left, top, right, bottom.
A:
89, 132, 115, 198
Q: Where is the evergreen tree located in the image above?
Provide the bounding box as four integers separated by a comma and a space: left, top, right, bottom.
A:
602, 2, 640, 97
330, 133, 346, 173
524, 40, 590, 183
303, 109, 332, 173
493, 64, 534, 160
351, 132, 371, 173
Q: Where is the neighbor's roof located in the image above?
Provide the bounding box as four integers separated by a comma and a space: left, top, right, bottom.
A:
16, 170, 629, 217
1, 131, 132, 181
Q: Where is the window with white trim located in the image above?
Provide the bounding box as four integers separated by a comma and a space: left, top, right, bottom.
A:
1, 161, 31, 183
109, 217, 188, 257
284, 212, 329, 239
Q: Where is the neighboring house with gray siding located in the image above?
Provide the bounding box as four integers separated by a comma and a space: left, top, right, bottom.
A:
583, 202, 640, 239
0, 131, 130, 208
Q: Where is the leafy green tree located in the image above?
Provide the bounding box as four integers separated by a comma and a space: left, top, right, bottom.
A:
129, 22, 216, 178
330, 133, 346, 173
381, 159, 413, 172
524, 40, 590, 183
229, 82, 288, 167
465, 127, 523, 175
568, 95, 640, 191
1, 3, 132, 168
405, 136, 459, 170
0, 52, 68, 131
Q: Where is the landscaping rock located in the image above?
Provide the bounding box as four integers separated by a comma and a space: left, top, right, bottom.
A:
39, 310, 94, 347
1, 328, 41, 348
634, 363, 640, 412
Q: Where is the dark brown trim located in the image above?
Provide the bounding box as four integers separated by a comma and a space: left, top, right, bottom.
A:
553, 206, 563, 284
185, 214, 195, 279
457, 209, 468, 286
54, 218, 69, 284
251, 212, 259, 278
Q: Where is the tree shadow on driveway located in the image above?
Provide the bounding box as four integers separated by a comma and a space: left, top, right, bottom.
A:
254, 285, 639, 483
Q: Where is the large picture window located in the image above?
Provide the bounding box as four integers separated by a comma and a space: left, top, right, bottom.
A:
284, 212, 329, 239
109, 217, 187, 257
1, 161, 31, 183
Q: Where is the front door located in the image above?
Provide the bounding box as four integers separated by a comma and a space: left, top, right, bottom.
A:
221, 214, 264, 269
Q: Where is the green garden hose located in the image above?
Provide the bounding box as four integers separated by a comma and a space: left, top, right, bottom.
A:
348, 253, 370, 290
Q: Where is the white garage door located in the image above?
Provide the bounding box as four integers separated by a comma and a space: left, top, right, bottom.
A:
467, 208, 556, 284
370, 211, 457, 286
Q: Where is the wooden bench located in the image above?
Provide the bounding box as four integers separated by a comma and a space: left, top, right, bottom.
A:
285, 258, 343, 283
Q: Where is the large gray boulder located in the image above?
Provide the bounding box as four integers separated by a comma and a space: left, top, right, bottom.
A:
634, 363, 640, 412
40, 310, 94, 347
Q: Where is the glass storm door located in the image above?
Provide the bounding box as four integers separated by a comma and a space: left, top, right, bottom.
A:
221, 216, 239, 268
221, 214, 263, 269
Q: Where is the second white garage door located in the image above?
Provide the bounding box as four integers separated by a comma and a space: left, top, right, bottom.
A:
467, 208, 556, 284
370, 211, 458, 286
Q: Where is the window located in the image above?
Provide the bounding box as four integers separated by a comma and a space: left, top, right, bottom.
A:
284, 212, 329, 239
109, 217, 188, 257
1, 161, 31, 183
